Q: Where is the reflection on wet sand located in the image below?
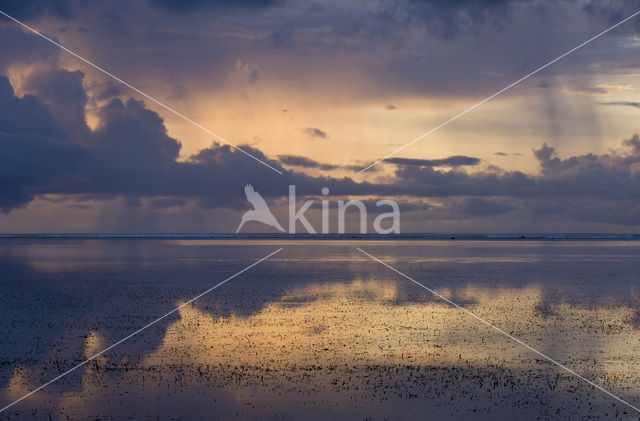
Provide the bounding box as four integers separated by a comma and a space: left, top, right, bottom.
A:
4, 275, 640, 419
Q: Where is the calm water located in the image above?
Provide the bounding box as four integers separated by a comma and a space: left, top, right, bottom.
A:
0, 239, 639, 419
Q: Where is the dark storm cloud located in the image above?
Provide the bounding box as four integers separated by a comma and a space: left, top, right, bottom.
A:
386, 156, 481, 167
407, 0, 639, 41
0, 0, 73, 20
406, 0, 522, 39
2, 60, 640, 226
23, 68, 90, 139
0, 131, 88, 211
6, 0, 633, 105
0, 75, 88, 211
334, 0, 640, 98
0, 70, 372, 210
3, 60, 640, 229
93, 97, 181, 167
387, 138, 640, 227
583, 0, 640, 32
2, 62, 640, 227
391, 164, 534, 198
0, 75, 62, 138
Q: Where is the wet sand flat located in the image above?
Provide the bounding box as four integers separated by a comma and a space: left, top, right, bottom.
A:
1, 239, 639, 419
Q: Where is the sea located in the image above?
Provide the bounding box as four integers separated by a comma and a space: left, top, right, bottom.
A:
0, 236, 639, 419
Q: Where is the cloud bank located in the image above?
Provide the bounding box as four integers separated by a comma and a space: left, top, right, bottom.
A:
1, 1, 640, 231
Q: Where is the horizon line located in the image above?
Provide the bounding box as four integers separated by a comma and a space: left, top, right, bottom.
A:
1, 233, 639, 240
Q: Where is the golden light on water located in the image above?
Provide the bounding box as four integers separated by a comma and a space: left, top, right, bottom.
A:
4, 275, 640, 418
146, 279, 640, 376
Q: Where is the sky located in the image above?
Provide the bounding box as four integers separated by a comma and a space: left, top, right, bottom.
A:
0, 0, 640, 233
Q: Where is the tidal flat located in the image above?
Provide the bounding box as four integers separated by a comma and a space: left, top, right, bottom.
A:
0, 239, 639, 419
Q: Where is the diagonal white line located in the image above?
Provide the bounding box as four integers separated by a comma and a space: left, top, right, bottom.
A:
356, 247, 640, 414
0, 10, 283, 175
358, 9, 640, 174
0, 247, 283, 414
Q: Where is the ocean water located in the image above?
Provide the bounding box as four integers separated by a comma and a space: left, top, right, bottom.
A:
0, 239, 639, 419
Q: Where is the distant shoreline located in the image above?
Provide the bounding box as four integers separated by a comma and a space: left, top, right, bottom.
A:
1, 233, 640, 240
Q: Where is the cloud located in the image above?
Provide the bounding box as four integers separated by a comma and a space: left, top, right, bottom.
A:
563, 83, 634, 96
4, 63, 640, 228
386, 156, 481, 167
89, 81, 125, 101
385, 104, 397, 110
402, 0, 531, 40
228, 60, 260, 84
0, 75, 89, 210
23, 68, 90, 139
598, 101, 640, 109
447, 197, 516, 216
0, 0, 74, 20
0, 71, 185, 210
583, 0, 640, 33
2, 31, 640, 230
149, 0, 279, 12
0, 71, 368, 211
0, 75, 62, 138
302, 127, 328, 140
387, 138, 640, 228
0, 26, 59, 72
3, 61, 640, 229
494, 152, 523, 156
563, 86, 609, 96
277, 154, 376, 173
93, 97, 182, 167
8, 0, 633, 110
278, 155, 339, 171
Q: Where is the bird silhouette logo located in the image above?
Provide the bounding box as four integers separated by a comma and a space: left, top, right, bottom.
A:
236, 185, 285, 233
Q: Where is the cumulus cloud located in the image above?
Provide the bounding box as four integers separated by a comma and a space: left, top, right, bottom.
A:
0, 70, 372, 211
0, 75, 62, 138
23, 68, 90, 140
